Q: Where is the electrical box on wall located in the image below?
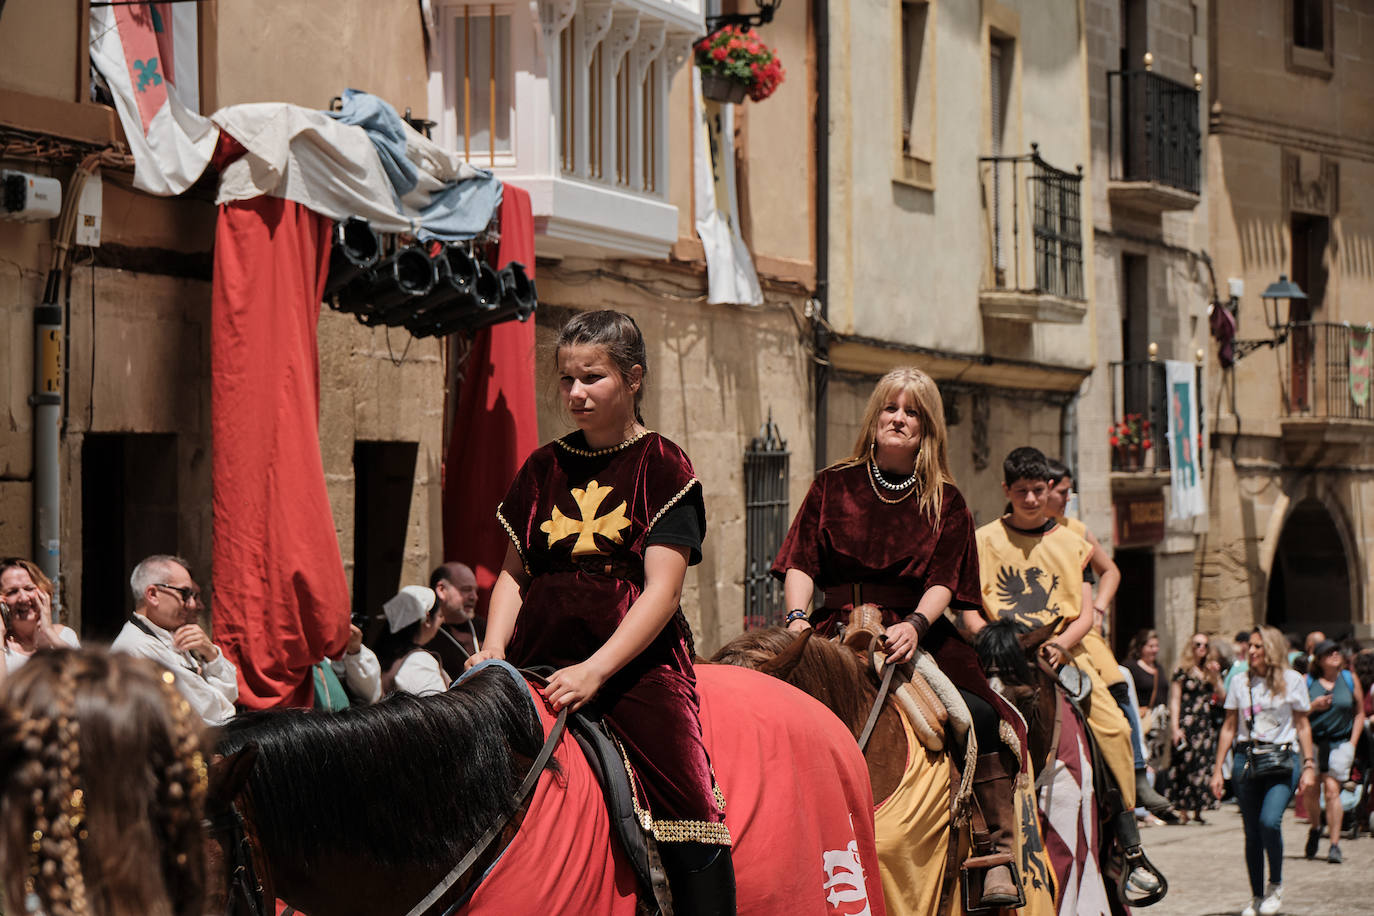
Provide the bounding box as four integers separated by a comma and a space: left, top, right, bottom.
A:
75, 174, 103, 247
1, 170, 62, 221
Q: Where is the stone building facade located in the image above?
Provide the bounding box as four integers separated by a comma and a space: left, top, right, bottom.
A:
1199, 0, 1374, 642
1, 0, 449, 639
0, 0, 816, 655
1082, 0, 1213, 663
822, 0, 1096, 523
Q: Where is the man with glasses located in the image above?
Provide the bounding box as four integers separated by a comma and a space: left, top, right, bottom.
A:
111, 554, 238, 724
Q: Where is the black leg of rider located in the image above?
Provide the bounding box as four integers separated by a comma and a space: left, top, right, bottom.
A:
659, 842, 736, 916
962, 688, 1023, 909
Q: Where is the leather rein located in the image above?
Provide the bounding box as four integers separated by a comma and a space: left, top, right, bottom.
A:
209, 687, 569, 916
857, 634, 899, 754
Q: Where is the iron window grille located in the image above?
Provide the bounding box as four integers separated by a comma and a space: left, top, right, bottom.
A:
744, 411, 789, 629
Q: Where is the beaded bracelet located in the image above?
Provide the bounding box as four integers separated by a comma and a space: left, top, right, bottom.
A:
784, 609, 808, 625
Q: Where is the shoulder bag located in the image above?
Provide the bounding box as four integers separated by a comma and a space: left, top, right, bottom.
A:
1242, 676, 1295, 782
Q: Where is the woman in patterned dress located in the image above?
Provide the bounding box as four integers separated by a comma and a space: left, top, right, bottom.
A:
1168, 631, 1221, 823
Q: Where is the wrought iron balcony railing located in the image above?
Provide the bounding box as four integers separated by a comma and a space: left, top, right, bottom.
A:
979, 145, 1085, 301
1281, 322, 1374, 421
1106, 69, 1201, 195
1108, 359, 1205, 473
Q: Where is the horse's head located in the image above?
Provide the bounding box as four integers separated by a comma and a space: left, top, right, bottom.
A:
974, 618, 1062, 710
203, 744, 274, 916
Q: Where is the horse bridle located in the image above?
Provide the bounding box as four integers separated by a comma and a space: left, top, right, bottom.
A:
204, 803, 292, 916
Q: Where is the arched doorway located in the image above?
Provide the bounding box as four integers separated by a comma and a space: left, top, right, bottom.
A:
1266, 498, 1352, 636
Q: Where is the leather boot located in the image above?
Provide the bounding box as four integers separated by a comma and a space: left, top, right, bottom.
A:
969, 751, 1023, 909
660, 842, 737, 916
1135, 769, 1180, 823
1111, 806, 1168, 905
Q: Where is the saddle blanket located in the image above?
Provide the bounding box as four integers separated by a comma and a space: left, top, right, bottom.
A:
463, 664, 887, 915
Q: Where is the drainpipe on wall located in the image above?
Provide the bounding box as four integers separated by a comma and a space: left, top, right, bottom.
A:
811, 0, 830, 472
32, 281, 62, 604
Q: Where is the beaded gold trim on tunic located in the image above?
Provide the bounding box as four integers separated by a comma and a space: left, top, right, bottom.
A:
494, 505, 530, 576
644, 478, 701, 539
554, 428, 650, 457
617, 724, 732, 847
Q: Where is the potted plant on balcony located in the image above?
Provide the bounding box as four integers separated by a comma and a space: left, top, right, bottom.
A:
694, 25, 785, 104
1110, 414, 1152, 470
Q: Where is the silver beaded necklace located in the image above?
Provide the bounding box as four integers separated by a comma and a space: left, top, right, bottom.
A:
869, 456, 918, 490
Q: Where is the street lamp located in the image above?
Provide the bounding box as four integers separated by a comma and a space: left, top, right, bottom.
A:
707, 0, 782, 31
1259, 274, 1307, 330
1229, 273, 1308, 361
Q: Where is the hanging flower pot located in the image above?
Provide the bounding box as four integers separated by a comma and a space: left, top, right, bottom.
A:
694, 25, 786, 104
700, 71, 749, 104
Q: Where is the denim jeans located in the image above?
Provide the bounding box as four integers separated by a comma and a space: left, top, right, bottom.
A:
1232, 749, 1301, 897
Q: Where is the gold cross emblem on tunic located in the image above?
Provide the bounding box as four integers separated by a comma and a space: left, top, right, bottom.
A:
541, 480, 632, 556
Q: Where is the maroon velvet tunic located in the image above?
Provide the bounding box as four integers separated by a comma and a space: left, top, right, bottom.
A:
497, 430, 727, 842
771, 464, 1027, 752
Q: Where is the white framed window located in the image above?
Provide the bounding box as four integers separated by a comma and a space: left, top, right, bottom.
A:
440, 4, 516, 168
428, 0, 702, 260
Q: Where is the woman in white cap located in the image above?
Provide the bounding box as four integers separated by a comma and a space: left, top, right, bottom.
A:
375, 585, 449, 696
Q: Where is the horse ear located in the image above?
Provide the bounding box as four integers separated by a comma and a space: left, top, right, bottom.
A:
1018, 621, 1059, 650
759, 628, 814, 682
207, 744, 260, 809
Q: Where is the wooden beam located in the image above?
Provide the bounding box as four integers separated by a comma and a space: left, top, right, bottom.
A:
0, 88, 124, 148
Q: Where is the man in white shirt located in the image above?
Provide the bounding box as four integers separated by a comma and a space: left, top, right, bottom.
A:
111, 554, 239, 724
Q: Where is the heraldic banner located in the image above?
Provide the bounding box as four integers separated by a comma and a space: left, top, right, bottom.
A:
1165, 360, 1205, 520
1350, 326, 1371, 408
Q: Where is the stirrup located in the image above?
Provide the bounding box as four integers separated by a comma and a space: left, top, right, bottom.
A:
961, 852, 1025, 913
1109, 844, 1168, 907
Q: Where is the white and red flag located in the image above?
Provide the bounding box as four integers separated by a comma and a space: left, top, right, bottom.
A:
89, 1, 218, 194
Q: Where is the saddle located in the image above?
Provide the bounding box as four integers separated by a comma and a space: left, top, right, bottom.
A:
565, 708, 675, 915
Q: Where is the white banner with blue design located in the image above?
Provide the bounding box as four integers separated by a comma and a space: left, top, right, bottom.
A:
1165, 360, 1205, 520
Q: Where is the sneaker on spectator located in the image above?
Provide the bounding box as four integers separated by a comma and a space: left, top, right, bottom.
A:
1241, 897, 1259, 916
1328, 843, 1343, 864
1258, 882, 1282, 915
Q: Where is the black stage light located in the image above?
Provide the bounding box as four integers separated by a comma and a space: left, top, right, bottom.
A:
323, 218, 381, 306
359, 245, 438, 326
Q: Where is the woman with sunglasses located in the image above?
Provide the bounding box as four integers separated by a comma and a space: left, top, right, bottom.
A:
1, 558, 80, 675
1168, 632, 1221, 824
1302, 638, 1364, 864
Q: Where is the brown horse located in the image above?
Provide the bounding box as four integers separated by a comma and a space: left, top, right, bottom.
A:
712, 621, 1042, 916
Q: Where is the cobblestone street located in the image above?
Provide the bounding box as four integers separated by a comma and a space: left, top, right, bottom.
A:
1139, 804, 1374, 915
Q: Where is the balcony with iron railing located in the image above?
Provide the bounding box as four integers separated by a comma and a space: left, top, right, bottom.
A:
1105, 62, 1202, 213
978, 145, 1087, 324
1108, 357, 1205, 476
1273, 322, 1374, 457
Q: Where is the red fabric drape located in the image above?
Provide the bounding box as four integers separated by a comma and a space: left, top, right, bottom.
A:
211, 196, 350, 709
442, 184, 539, 609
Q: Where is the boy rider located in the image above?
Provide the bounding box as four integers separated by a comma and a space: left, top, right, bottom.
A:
968, 448, 1169, 900
967, 449, 1176, 823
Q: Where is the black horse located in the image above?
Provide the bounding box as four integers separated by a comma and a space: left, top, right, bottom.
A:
208, 666, 547, 916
